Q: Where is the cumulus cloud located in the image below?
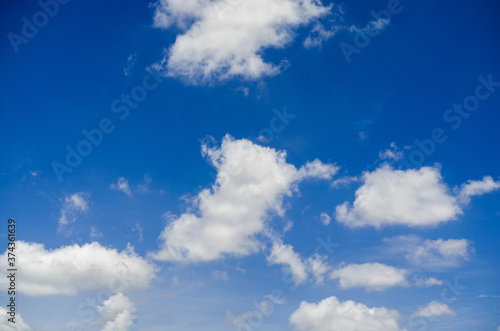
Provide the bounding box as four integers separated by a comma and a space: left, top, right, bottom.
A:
289, 296, 403, 331
111, 177, 133, 197
98, 293, 137, 331
379, 142, 404, 161
151, 0, 334, 84
58, 192, 89, 231
267, 240, 308, 284
0, 307, 32, 330
0, 241, 156, 296
457, 176, 500, 204
330, 263, 408, 291
335, 165, 461, 228
150, 135, 336, 263
414, 301, 455, 317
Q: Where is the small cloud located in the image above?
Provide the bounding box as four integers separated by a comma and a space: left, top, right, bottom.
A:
124, 53, 137, 76
58, 192, 89, 233
235, 86, 250, 97
320, 213, 331, 226
29, 170, 41, 177
89, 226, 103, 239
331, 176, 358, 188
111, 177, 132, 197
415, 277, 443, 287
379, 142, 404, 161
414, 301, 455, 317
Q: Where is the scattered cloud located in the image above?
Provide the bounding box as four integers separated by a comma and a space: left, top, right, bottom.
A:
111, 177, 133, 197
457, 176, 500, 204
150, 135, 336, 263
335, 165, 461, 228
151, 0, 334, 84
137, 174, 152, 193
414, 301, 455, 317
330, 263, 408, 291
58, 192, 89, 232
90, 226, 103, 239
131, 222, 144, 241
289, 296, 403, 331
0, 241, 156, 296
379, 142, 404, 161
124, 53, 137, 76
320, 213, 331, 225
306, 253, 331, 285
383, 235, 472, 270
267, 240, 308, 285
415, 277, 443, 287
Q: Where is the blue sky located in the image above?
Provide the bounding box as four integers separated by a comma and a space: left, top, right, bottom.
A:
1, 0, 500, 330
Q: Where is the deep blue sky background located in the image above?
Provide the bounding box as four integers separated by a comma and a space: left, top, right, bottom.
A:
1, 0, 499, 330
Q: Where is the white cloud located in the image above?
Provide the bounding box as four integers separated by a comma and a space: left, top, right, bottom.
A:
379, 142, 404, 161
320, 213, 331, 225
409, 238, 471, 268
335, 165, 461, 228
0, 241, 156, 296
330, 263, 408, 291
0, 307, 32, 330
304, 16, 389, 49
383, 236, 472, 270
306, 253, 331, 285
97, 293, 137, 331
414, 301, 455, 317
289, 296, 403, 331
111, 177, 133, 197
298, 159, 339, 180
457, 176, 500, 204
330, 175, 358, 188
152, 0, 334, 84
267, 240, 308, 285
123, 53, 137, 76
58, 192, 89, 232
415, 277, 443, 287
150, 135, 336, 263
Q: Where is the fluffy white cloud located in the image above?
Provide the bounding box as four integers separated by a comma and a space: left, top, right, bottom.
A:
111, 177, 132, 197
152, 0, 334, 83
150, 135, 336, 263
289, 296, 403, 331
330, 263, 408, 291
58, 192, 89, 230
414, 301, 455, 317
0, 241, 156, 296
335, 165, 461, 228
267, 240, 308, 284
457, 176, 500, 203
98, 293, 136, 331
0, 307, 32, 330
